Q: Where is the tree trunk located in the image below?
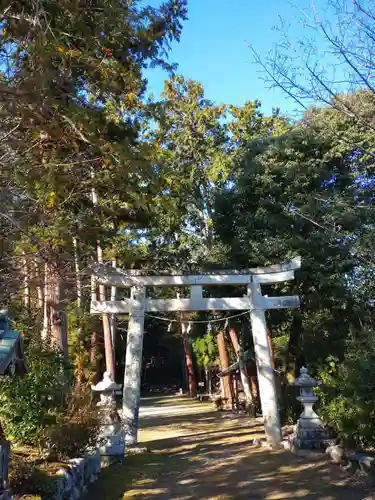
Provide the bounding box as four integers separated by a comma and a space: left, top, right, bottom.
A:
90, 271, 103, 382
285, 312, 303, 382
42, 262, 48, 339
181, 322, 197, 397
205, 367, 212, 395
91, 173, 115, 380
42, 261, 68, 357
97, 245, 115, 380
110, 259, 117, 351
216, 331, 233, 409
22, 252, 30, 310
228, 327, 253, 406
32, 257, 43, 310
72, 237, 82, 325
73, 236, 85, 384
29, 256, 43, 339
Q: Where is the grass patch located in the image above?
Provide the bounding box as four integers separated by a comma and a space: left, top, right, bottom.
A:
82, 451, 168, 500
11, 446, 72, 499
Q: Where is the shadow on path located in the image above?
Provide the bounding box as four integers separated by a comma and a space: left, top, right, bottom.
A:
85, 395, 372, 500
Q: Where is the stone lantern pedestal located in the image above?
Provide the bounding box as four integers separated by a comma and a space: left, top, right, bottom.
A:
92, 372, 125, 466
289, 367, 331, 453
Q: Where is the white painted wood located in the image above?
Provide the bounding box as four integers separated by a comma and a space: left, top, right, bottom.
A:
122, 285, 146, 445
248, 282, 282, 447
91, 271, 253, 287
90, 256, 302, 447
110, 259, 117, 348
91, 257, 301, 287
91, 297, 253, 314
91, 300, 128, 314
249, 256, 301, 275
92, 295, 300, 314
148, 297, 253, 312
252, 270, 295, 284
264, 295, 300, 310
190, 285, 203, 300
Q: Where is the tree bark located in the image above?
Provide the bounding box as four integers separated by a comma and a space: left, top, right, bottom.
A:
32, 256, 43, 310
97, 244, 115, 380
41, 261, 68, 357
181, 322, 197, 397
73, 236, 84, 383
216, 331, 233, 409
91, 173, 115, 380
205, 367, 212, 395
72, 236, 82, 322
110, 259, 117, 351
21, 252, 30, 310
228, 327, 253, 405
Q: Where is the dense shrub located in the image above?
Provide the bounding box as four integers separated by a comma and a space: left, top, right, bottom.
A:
41, 385, 101, 460
9, 456, 55, 498
0, 341, 71, 446
318, 331, 375, 450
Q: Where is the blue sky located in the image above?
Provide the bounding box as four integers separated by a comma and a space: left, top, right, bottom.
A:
143, 0, 320, 117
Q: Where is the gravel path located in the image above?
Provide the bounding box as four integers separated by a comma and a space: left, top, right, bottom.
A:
88, 395, 374, 499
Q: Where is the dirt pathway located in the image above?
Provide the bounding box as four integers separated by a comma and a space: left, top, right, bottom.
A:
87, 395, 373, 500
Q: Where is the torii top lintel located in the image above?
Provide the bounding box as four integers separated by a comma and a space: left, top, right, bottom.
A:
91, 256, 301, 288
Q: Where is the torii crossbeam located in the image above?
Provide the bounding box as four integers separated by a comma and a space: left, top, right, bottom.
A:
91, 257, 301, 447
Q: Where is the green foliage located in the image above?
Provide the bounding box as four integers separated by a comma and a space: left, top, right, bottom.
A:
214, 101, 373, 370
0, 341, 71, 445
0, 0, 374, 452
192, 333, 219, 368
318, 331, 375, 449
147, 75, 229, 268
0, 0, 188, 359
41, 385, 100, 460
9, 456, 55, 498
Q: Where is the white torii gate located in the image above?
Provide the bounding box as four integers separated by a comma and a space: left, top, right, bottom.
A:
90, 256, 301, 447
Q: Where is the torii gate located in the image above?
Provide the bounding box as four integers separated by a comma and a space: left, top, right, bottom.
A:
90, 256, 301, 447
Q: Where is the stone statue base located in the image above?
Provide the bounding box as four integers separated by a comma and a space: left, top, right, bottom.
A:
288, 419, 333, 453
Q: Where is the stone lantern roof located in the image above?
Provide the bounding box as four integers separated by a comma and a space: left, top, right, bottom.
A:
293, 366, 321, 388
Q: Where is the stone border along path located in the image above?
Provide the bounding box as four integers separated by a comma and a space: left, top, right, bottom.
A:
85, 396, 374, 500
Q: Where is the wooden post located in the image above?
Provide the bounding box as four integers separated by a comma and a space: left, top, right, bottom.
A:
181, 322, 197, 397
216, 331, 233, 409
110, 259, 117, 350
248, 282, 281, 447
22, 252, 30, 310
91, 170, 115, 379
122, 285, 146, 444
228, 328, 253, 406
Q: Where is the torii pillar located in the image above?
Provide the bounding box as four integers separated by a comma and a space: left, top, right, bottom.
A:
90, 257, 301, 447
248, 281, 281, 446
122, 285, 146, 445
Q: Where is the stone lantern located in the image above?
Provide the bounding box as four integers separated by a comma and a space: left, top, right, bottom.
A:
91, 372, 125, 466
290, 366, 331, 452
